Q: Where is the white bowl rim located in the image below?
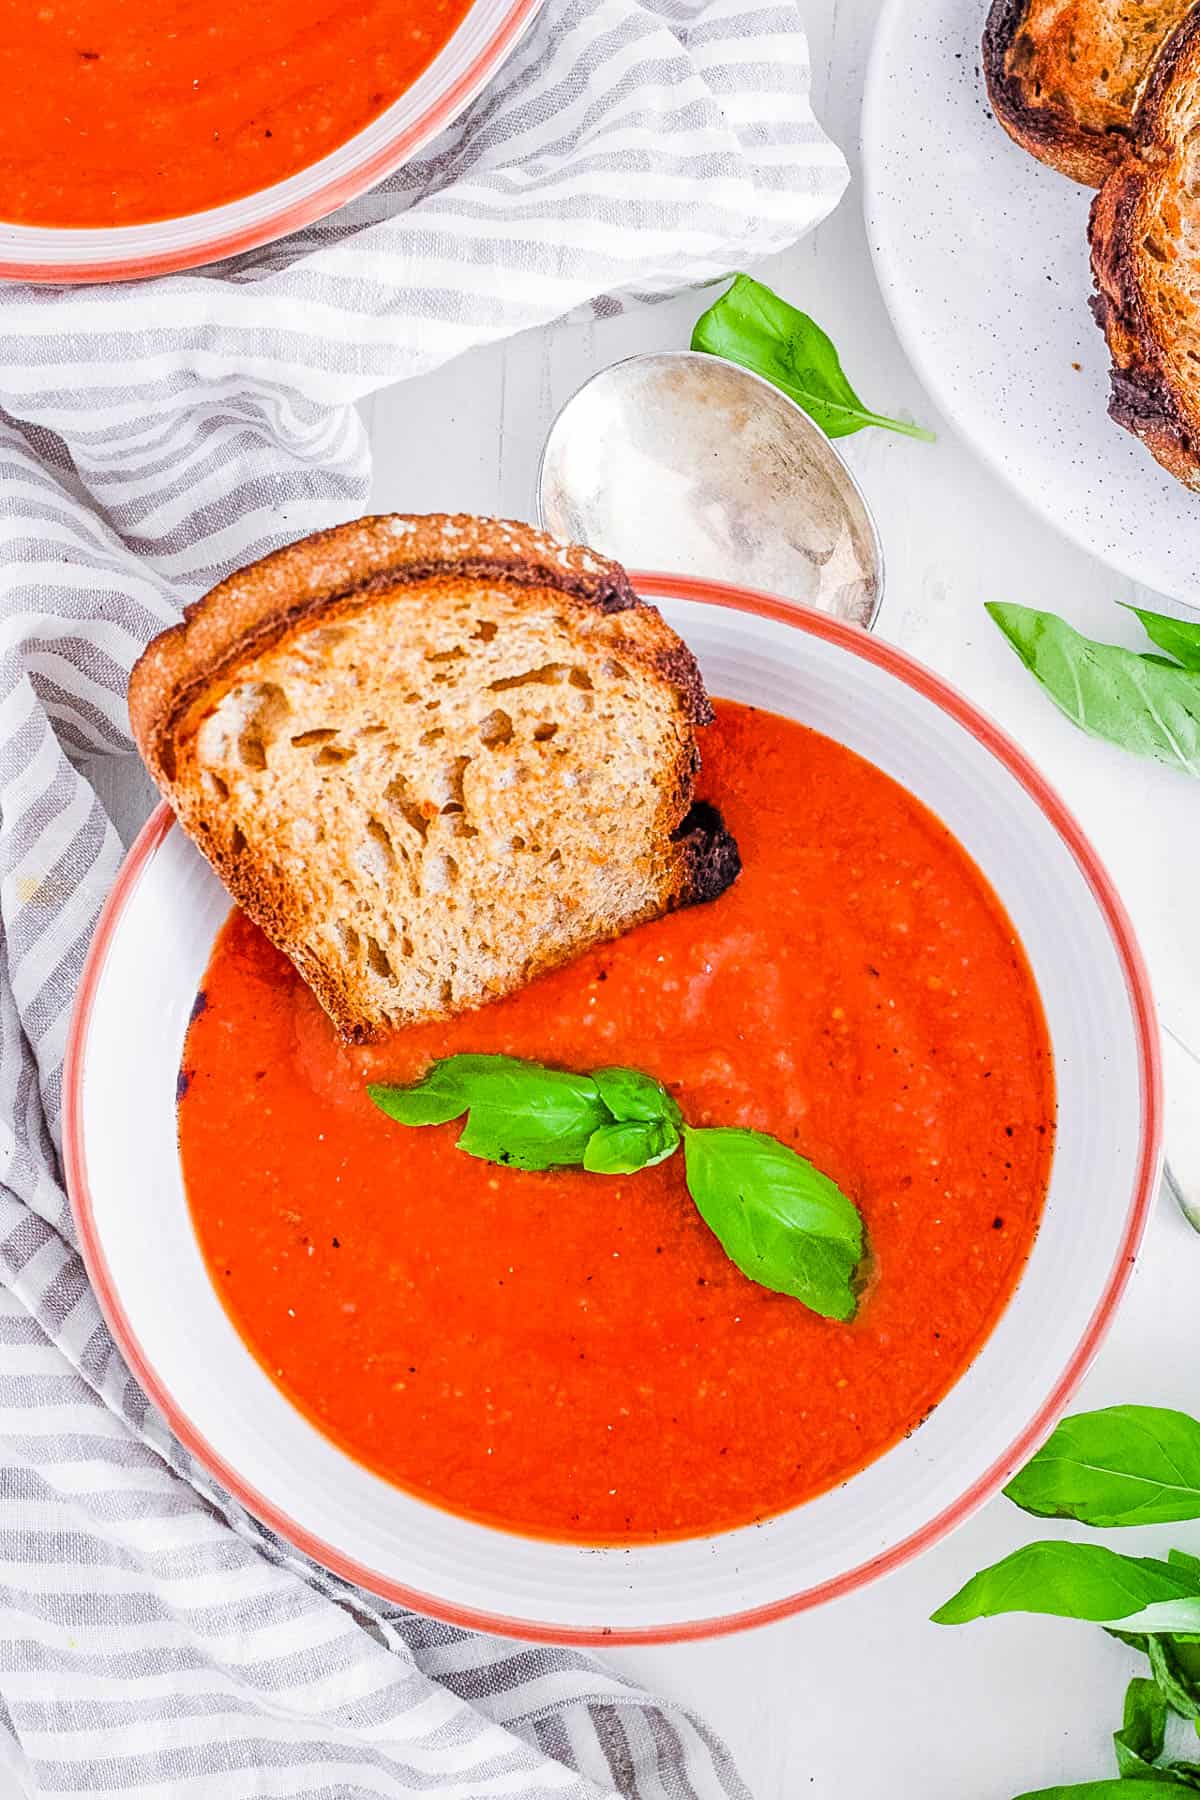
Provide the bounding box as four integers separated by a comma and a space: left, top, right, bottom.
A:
63, 571, 1163, 1643
0, 0, 545, 285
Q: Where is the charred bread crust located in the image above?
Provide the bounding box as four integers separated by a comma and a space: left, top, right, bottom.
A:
672, 801, 742, 907
982, 0, 1133, 185
1088, 17, 1200, 488
1088, 172, 1200, 481
129, 514, 714, 781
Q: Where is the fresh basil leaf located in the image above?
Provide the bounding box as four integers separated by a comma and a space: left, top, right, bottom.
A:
931, 1543, 1200, 1627
372, 1053, 609, 1171
1149, 1636, 1200, 1722
369, 1052, 562, 1127
1115, 1676, 1169, 1777
591, 1067, 682, 1129
583, 1118, 680, 1175
1016, 1783, 1200, 1797
987, 604, 1200, 777
455, 1104, 607, 1170
453, 1066, 609, 1172
1112, 1747, 1190, 1786
367, 1058, 474, 1126
691, 273, 935, 443
1124, 605, 1200, 672
1103, 1605, 1200, 1636
1005, 1407, 1200, 1527
682, 1126, 863, 1321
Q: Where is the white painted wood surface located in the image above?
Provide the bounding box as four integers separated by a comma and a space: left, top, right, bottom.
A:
81, 1, 1200, 1794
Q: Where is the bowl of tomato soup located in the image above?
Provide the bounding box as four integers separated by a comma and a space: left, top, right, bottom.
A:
65, 574, 1161, 1641
0, 0, 543, 282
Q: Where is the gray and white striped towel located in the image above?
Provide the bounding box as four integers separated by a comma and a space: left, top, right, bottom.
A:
0, 0, 847, 1791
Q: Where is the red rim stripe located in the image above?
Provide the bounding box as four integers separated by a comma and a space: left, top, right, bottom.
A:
0, 0, 544, 285
63, 575, 1162, 1644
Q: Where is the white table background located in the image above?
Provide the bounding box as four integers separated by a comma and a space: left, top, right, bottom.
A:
73, 1, 1200, 1795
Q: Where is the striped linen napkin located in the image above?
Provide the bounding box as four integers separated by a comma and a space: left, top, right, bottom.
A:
0, 0, 847, 1792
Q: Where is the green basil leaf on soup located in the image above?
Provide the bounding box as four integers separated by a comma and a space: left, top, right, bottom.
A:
367, 1058, 474, 1125
453, 1073, 609, 1172
372, 1054, 609, 1171
682, 1125, 863, 1321
931, 1542, 1200, 1627
592, 1066, 683, 1128
1004, 1406, 1200, 1527
691, 272, 935, 443
583, 1118, 681, 1176
986, 604, 1200, 777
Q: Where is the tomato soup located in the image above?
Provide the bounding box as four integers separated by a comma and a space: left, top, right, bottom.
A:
0, 0, 473, 228
179, 700, 1054, 1543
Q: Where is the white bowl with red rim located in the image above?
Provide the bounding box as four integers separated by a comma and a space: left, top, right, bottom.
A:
0, 0, 544, 285
65, 573, 1162, 1643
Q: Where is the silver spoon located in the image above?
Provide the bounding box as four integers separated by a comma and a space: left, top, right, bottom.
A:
538, 348, 1196, 1234
537, 350, 884, 630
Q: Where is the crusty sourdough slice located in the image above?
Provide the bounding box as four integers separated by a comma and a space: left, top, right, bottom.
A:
983, 0, 1196, 185
129, 515, 740, 1042
1089, 9, 1200, 487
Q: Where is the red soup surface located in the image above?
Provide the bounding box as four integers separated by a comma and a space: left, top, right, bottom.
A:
0, 0, 473, 228
180, 700, 1054, 1543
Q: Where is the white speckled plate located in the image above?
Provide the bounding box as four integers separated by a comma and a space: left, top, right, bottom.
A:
862, 0, 1200, 606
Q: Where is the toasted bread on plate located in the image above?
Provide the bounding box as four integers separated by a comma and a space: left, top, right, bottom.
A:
983, 0, 1196, 185
1089, 8, 1200, 487
129, 514, 739, 1042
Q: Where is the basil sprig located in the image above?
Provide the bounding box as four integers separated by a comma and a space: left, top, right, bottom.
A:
691, 272, 935, 443
369, 1054, 610, 1170
368, 1053, 865, 1321
1004, 1406, 1200, 1528
931, 1542, 1200, 1630
935, 1402, 1200, 1795
988, 602, 1200, 778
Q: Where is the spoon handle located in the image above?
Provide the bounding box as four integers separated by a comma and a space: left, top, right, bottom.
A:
1163, 1027, 1200, 1233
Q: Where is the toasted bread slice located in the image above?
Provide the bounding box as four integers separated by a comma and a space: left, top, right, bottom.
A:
129, 515, 740, 1042
1089, 9, 1200, 486
983, 0, 1195, 185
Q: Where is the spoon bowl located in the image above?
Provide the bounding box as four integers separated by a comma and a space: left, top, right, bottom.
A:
537, 350, 884, 629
